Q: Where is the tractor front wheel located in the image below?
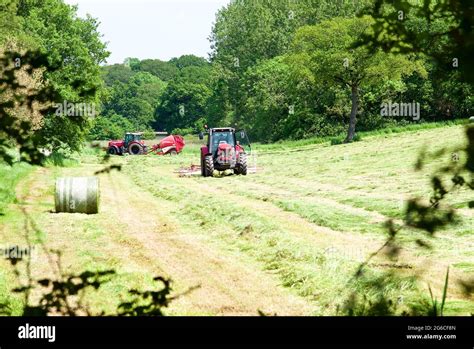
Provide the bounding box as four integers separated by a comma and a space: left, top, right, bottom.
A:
203, 154, 214, 177
235, 153, 248, 175
108, 147, 117, 155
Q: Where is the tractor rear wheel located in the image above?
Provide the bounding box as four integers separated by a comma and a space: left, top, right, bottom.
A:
235, 153, 247, 175
128, 143, 143, 155
203, 154, 214, 177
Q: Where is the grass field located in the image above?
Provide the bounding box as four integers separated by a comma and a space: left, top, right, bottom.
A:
0, 123, 473, 315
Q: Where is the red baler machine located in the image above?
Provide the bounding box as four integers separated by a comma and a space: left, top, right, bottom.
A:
150, 135, 185, 155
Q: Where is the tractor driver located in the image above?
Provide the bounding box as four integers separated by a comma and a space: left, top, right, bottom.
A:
223, 132, 235, 145
212, 132, 233, 157
213, 132, 227, 147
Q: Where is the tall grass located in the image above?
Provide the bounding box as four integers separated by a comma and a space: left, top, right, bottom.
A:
0, 162, 33, 214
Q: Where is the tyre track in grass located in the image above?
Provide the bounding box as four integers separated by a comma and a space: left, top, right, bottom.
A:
250, 181, 468, 301
12, 163, 314, 315
131, 163, 402, 313
183, 175, 385, 256
166, 170, 472, 306
97, 163, 316, 315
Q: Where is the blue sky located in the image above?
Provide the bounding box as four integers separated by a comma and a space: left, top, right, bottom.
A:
65, 0, 230, 64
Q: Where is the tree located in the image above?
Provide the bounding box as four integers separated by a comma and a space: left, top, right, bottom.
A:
1, 0, 108, 160
359, 0, 473, 119
288, 16, 426, 142
169, 54, 208, 69
154, 57, 212, 132
17, 0, 109, 152
361, 0, 474, 84
208, 0, 373, 133
101, 64, 135, 87
134, 58, 178, 81
155, 81, 210, 132
209, 0, 370, 69
102, 72, 166, 130
243, 57, 291, 141
177, 65, 212, 85
123, 57, 140, 70
88, 113, 133, 140
0, 49, 60, 164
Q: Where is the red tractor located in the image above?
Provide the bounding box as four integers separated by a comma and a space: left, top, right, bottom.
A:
107, 132, 147, 155
199, 127, 250, 177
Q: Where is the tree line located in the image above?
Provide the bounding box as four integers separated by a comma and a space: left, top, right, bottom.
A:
94, 0, 472, 143
90, 54, 212, 140
1, 0, 472, 148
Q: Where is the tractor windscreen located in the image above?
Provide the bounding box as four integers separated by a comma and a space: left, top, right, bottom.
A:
212, 131, 234, 149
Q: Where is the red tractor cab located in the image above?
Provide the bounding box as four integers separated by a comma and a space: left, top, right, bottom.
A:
108, 132, 147, 155
199, 127, 250, 177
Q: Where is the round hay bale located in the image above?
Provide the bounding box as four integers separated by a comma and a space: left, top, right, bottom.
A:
55, 177, 99, 214
469, 116, 474, 123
